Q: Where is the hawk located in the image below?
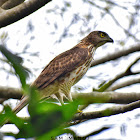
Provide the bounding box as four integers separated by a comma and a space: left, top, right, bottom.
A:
14, 31, 113, 113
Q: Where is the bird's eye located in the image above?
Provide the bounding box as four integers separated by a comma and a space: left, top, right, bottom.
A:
100, 33, 105, 38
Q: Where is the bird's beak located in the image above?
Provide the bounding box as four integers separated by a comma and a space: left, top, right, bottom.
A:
108, 37, 114, 43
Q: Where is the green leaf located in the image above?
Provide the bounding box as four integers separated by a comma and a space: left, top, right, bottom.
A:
0, 45, 29, 89
0, 105, 33, 138
27, 91, 79, 138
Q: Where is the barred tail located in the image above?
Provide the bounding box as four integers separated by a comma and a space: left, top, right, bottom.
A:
13, 96, 29, 114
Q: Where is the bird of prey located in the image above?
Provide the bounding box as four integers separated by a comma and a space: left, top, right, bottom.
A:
14, 31, 113, 113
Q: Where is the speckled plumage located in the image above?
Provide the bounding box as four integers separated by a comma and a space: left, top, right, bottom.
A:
13, 31, 113, 113
33, 45, 94, 103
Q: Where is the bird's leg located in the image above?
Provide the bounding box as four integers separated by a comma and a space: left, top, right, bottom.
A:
65, 92, 73, 102
55, 91, 65, 105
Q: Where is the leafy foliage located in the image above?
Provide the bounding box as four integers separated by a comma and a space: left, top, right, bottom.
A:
0, 45, 29, 89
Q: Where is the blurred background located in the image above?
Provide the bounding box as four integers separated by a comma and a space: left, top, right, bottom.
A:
0, 0, 140, 139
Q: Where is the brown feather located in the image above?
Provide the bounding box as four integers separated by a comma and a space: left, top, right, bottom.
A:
32, 46, 89, 90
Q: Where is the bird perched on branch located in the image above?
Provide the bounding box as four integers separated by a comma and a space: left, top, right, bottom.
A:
14, 31, 113, 113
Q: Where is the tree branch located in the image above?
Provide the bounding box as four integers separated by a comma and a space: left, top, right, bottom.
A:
108, 77, 140, 91
0, 0, 7, 7
1, 0, 25, 10
94, 56, 140, 92
91, 44, 140, 67
71, 100, 140, 125
0, 86, 140, 105
0, 0, 52, 28
72, 92, 140, 104
0, 86, 22, 99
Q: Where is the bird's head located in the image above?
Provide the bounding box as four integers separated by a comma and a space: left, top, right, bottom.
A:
81, 31, 114, 48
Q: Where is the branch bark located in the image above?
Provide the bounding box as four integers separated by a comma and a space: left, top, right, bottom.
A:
0, 0, 7, 7
0, 0, 52, 28
0, 86, 22, 99
72, 92, 140, 104
72, 100, 140, 124
1, 0, 25, 10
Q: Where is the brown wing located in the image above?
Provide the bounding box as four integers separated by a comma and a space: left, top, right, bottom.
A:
32, 46, 89, 90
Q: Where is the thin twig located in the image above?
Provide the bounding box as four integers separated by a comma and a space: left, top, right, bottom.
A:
108, 77, 140, 91
95, 57, 140, 92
